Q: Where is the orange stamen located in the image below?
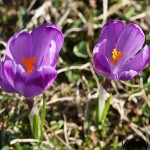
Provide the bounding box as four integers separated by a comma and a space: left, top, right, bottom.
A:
109, 48, 123, 65
22, 57, 36, 74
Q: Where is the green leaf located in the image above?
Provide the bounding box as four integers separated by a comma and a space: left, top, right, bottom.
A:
125, 7, 135, 19
65, 70, 80, 84
1, 146, 9, 150
146, 35, 150, 45
73, 41, 88, 58
17, 6, 29, 28
101, 95, 112, 122
54, 0, 62, 8
88, 80, 96, 90
33, 114, 40, 139
115, 147, 124, 150
142, 104, 150, 117
50, 120, 64, 130
57, 120, 64, 129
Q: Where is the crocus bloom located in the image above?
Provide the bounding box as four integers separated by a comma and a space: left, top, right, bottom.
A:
0, 24, 64, 98
93, 20, 150, 81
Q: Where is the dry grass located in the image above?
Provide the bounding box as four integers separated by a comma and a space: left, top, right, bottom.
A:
0, 0, 150, 149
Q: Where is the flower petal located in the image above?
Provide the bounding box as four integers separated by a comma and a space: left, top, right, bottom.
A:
1, 77, 16, 93
31, 24, 64, 68
118, 45, 150, 80
5, 31, 32, 65
116, 23, 145, 64
40, 40, 58, 68
1, 61, 16, 93
93, 52, 111, 78
119, 70, 137, 81
120, 45, 150, 73
23, 66, 57, 98
93, 39, 107, 56
4, 60, 26, 89
4, 60, 16, 87
0, 57, 2, 85
99, 20, 124, 58
3, 60, 25, 93
4, 60, 57, 98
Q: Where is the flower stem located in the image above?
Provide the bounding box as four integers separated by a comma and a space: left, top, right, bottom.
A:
26, 99, 34, 111
96, 79, 112, 124
103, 79, 111, 91
40, 94, 46, 140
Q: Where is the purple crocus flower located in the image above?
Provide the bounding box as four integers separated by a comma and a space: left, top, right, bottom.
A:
0, 24, 64, 98
93, 20, 150, 81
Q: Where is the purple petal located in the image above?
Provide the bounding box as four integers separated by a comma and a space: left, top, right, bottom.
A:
5, 31, 32, 65
120, 45, 150, 73
1, 61, 16, 93
93, 52, 111, 78
4, 60, 57, 98
118, 45, 150, 80
4, 60, 16, 87
93, 39, 107, 56
40, 40, 58, 68
99, 20, 124, 58
119, 70, 137, 80
23, 66, 57, 98
1, 78, 16, 93
3, 60, 25, 93
111, 73, 119, 80
116, 23, 145, 64
0, 57, 2, 85
31, 23, 64, 68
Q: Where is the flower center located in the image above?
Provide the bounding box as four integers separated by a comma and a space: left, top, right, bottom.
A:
22, 57, 36, 74
109, 48, 123, 65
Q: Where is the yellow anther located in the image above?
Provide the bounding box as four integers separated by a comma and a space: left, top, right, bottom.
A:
109, 48, 123, 65
22, 57, 36, 74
